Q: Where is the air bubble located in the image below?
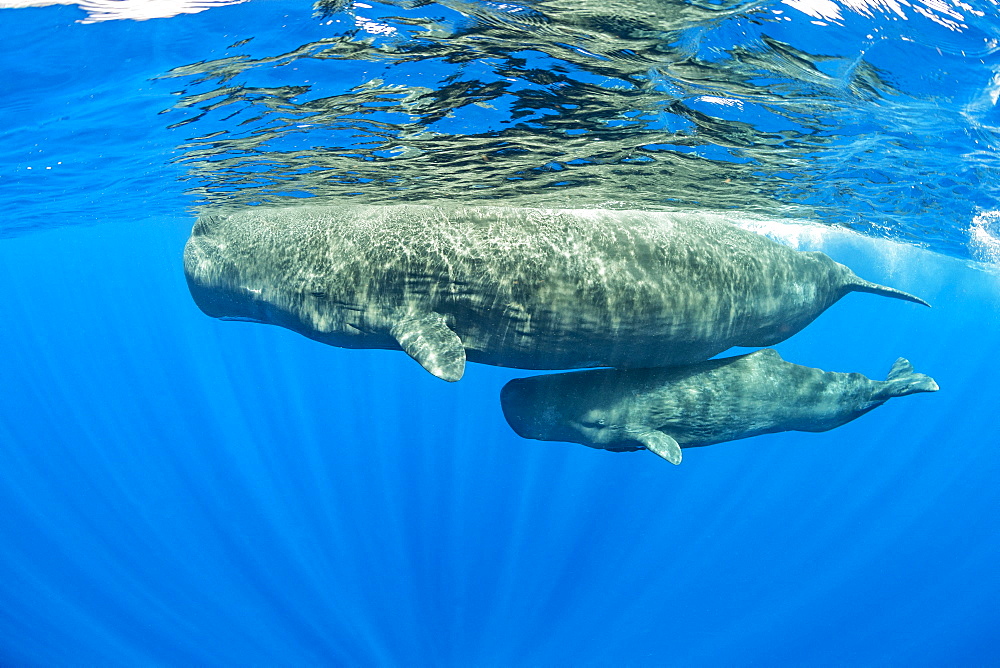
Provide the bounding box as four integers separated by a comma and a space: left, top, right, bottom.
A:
969, 211, 1000, 265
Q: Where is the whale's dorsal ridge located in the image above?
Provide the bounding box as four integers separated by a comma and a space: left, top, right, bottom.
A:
749, 348, 782, 361
390, 311, 466, 382
635, 430, 682, 465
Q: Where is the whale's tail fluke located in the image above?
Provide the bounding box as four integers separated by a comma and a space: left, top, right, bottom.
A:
848, 278, 930, 307
876, 358, 939, 400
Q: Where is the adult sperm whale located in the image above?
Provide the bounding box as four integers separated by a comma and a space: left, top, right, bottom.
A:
500, 350, 939, 464
183, 205, 928, 381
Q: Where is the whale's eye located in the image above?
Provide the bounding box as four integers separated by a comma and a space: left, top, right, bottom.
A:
581, 418, 607, 429
310, 291, 328, 300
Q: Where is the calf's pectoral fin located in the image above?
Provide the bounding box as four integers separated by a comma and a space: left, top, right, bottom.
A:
635, 430, 682, 465
390, 312, 466, 382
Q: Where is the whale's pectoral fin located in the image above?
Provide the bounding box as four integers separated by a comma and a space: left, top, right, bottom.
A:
390, 312, 466, 382
635, 430, 682, 465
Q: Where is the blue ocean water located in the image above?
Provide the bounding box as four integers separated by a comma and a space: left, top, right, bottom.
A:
2, 1, 999, 665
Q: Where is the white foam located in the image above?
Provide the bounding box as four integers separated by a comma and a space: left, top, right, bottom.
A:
354, 15, 397, 36
729, 215, 834, 251
731, 211, 1000, 293
969, 210, 1000, 266
695, 96, 744, 109
782, 0, 843, 22
0, 0, 73, 6
0, 0, 246, 23
731, 214, 924, 285
782, 0, 970, 29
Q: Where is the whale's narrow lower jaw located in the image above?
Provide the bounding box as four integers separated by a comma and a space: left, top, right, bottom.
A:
499, 404, 537, 440
219, 315, 265, 324
185, 273, 262, 323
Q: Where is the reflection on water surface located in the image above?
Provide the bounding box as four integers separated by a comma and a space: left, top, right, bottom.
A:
157, 0, 1000, 259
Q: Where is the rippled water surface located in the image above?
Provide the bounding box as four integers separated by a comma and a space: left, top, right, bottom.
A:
166, 0, 1000, 255
4, 0, 1000, 257
2, 1, 1000, 665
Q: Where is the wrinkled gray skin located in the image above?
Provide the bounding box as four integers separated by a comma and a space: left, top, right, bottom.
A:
500, 349, 939, 464
184, 205, 928, 381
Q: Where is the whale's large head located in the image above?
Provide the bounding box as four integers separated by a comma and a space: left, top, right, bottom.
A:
183, 209, 378, 350
500, 372, 642, 452
183, 214, 272, 324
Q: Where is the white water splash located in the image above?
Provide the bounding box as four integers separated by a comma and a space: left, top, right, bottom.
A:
731, 214, 921, 283
969, 210, 1000, 265
735, 211, 1000, 279
783, 0, 975, 30
730, 215, 834, 250
0, 0, 246, 23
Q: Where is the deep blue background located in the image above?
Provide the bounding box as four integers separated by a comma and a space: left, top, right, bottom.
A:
2, 1, 1000, 665
2, 200, 998, 666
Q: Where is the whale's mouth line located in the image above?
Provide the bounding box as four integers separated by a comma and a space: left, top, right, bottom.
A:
219, 315, 265, 323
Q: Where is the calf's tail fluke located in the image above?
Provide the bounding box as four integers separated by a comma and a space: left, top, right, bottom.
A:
849, 278, 930, 307
877, 358, 939, 399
